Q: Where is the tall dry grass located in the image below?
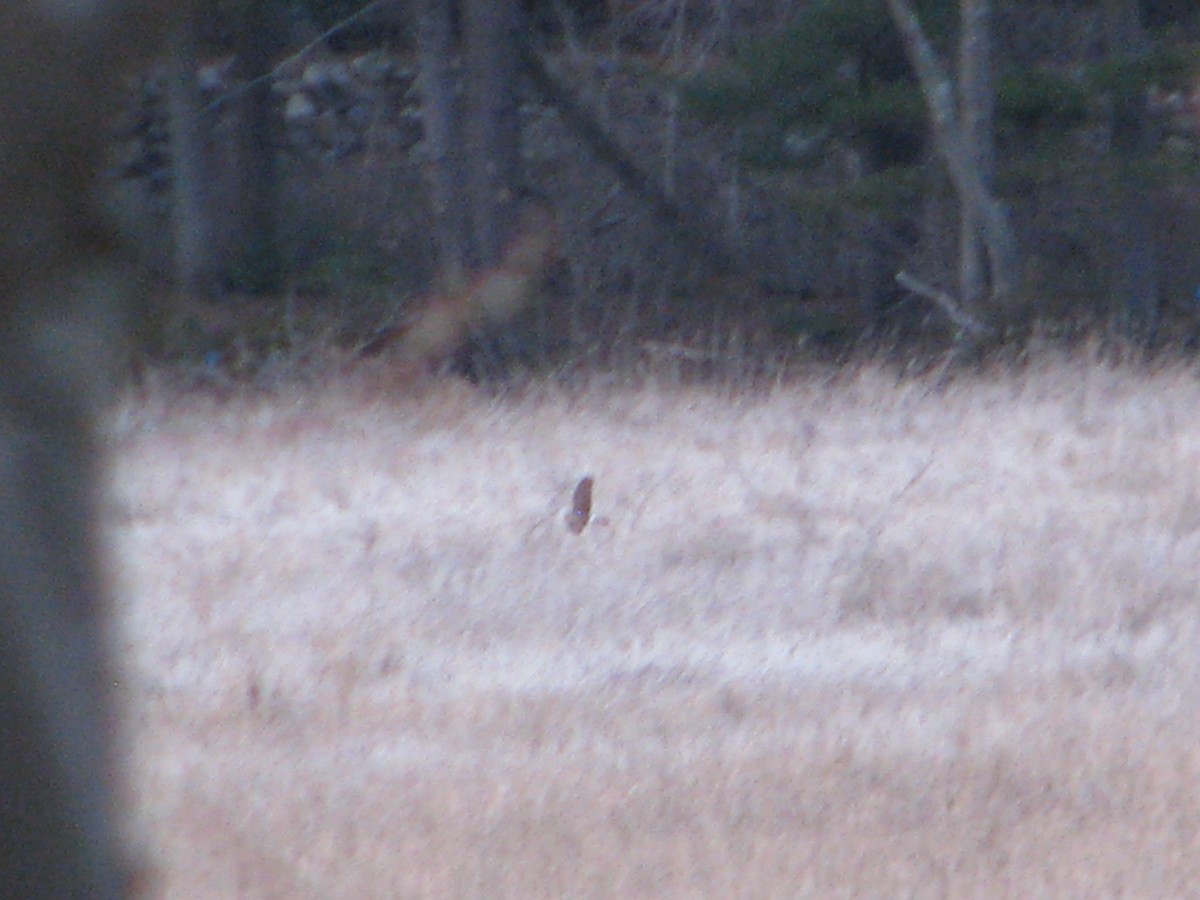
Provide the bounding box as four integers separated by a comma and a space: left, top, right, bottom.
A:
109, 349, 1200, 897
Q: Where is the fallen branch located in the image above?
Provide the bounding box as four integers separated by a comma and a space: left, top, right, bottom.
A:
895, 270, 991, 338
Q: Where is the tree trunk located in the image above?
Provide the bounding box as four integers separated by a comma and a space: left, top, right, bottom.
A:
1105, 0, 1161, 337
956, 0, 993, 315
0, 3, 171, 896
415, 0, 471, 288
231, 0, 282, 294
165, 12, 219, 300
886, 0, 1018, 321
462, 0, 523, 267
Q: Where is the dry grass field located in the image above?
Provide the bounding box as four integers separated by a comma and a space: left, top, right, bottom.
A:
107, 350, 1200, 897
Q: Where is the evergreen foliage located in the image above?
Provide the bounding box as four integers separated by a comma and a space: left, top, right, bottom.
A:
1087, 42, 1200, 95
995, 70, 1089, 135
683, 0, 955, 174
685, 0, 1198, 169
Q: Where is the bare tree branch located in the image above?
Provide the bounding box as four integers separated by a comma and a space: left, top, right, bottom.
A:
896, 270, 991, 337
519, 41, 742, 277
208, 0, 390, 111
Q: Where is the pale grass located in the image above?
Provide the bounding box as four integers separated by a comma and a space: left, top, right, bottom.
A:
107, 352, 1200, 897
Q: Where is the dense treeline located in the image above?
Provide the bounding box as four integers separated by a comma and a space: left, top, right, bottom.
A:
128, 0, 1200, 369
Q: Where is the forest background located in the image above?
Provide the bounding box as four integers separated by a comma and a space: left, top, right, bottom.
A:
122, 0, 1200, 378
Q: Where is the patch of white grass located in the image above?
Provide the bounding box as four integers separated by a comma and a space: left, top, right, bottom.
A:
109, 354, 1200, 896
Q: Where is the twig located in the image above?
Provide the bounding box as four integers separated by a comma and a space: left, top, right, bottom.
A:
891, 456, 935, 502
895, 270, 990, 337
205, 0, 389, 112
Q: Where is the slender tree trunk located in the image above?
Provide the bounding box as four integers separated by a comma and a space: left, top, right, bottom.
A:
957, 0, 993, 314
231, 0, 282, 294
1105, 0, 1160, 337
462, 0, 523, 267
165, 12, 219, 300
416, 0, 471, 287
